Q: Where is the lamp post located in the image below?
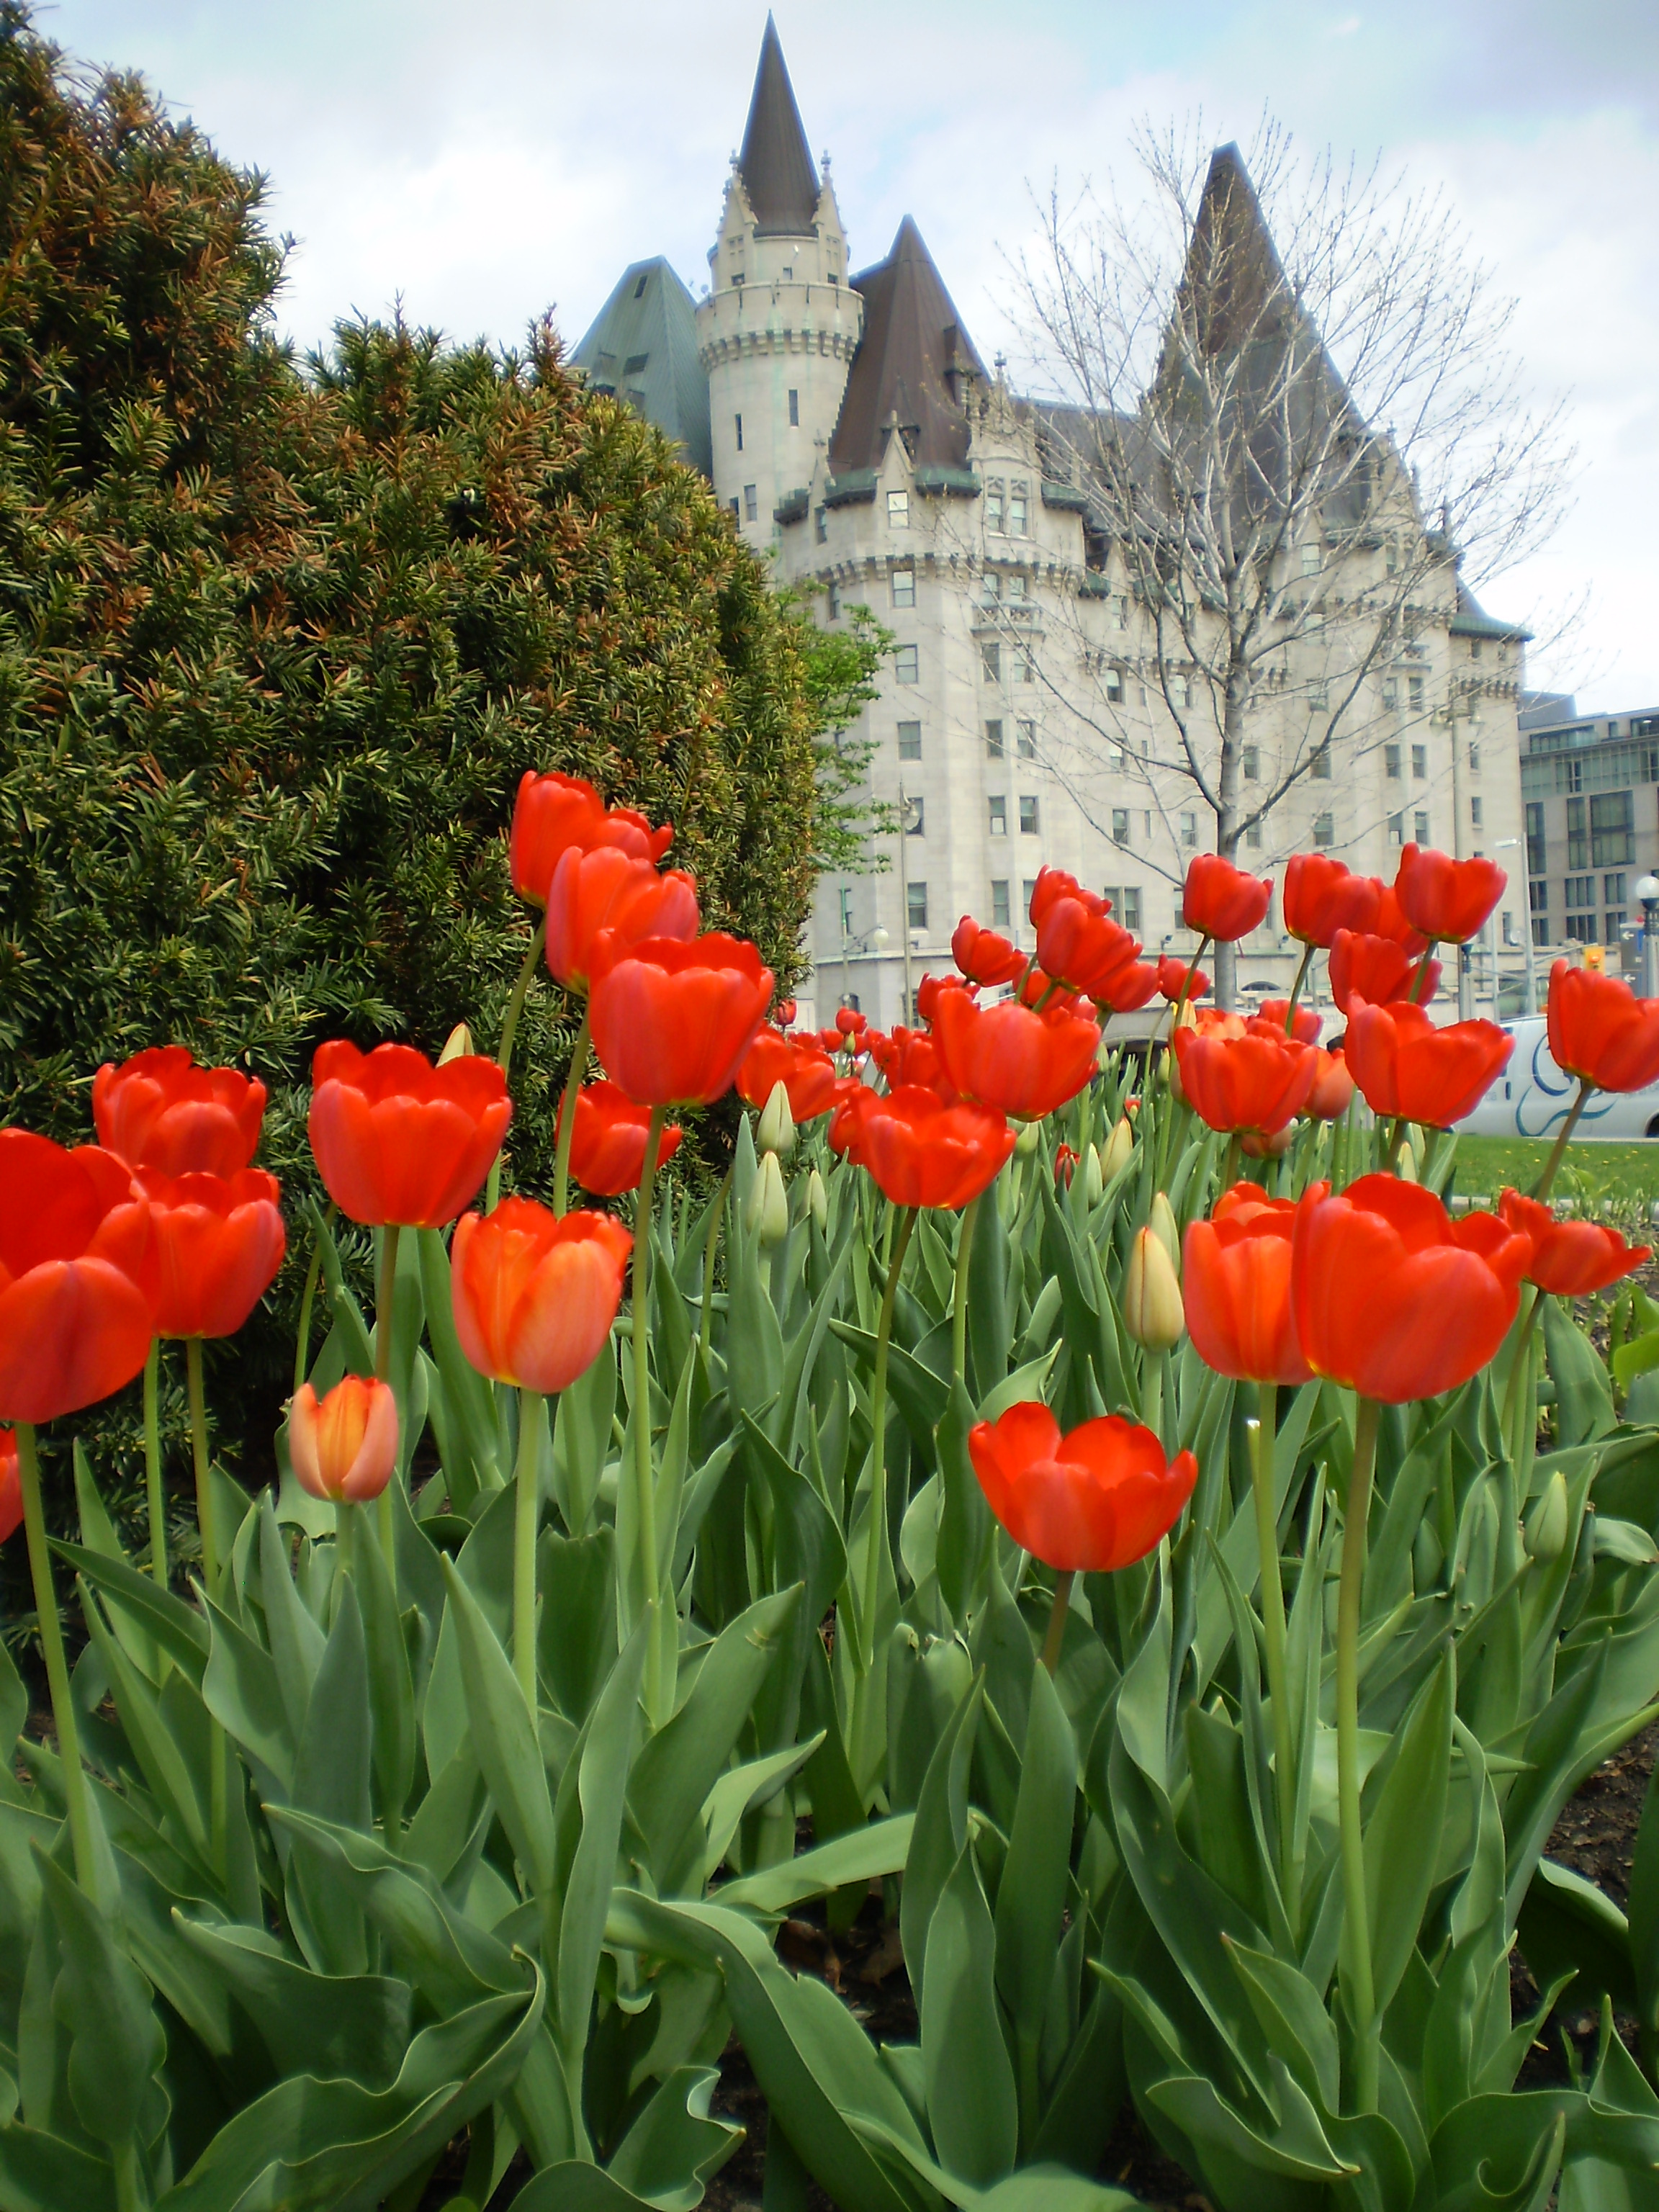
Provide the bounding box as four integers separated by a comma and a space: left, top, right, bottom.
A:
1638, 874, 1659, 1001
839, 922, 889, 1014
1494, 837, 1537, 1017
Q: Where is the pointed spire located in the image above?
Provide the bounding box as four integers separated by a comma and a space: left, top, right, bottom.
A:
830, 217, 986, 475
738, 16, 820, 236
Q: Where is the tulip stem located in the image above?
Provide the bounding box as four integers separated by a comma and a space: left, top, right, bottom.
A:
514, 1388, 542, 1712
699, 1166, 732, 1367
1040, 1570, 1075, 1676
293, 1202, 336, 1395
1409, 941, 1439, 1004
1337, 1394, 1382, 2113
552, 1010, 593, 1219
112, 2136, 143, 2212
335, 1498, 356, 1585
1283, 943, 1315, 1032
1172, 934, 1211, 1030
1502, 1288, 1545, 1461
186, 1337, 218, 1598
1532, 1079, 1592, 1200
16, 1424, 97, 1894
632, 1105, 670, 1711
143, 1339, 166, 1592
374, 1223, 402, 1389
1249, 1393, 1298, 1930
498, 914, 549, 1082
860, 1207, 918, 1676
951, 1195, 981, 1388
1220, 1133, 1241, 1192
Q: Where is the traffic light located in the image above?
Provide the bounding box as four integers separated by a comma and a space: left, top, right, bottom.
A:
1584, 945, 1606, 973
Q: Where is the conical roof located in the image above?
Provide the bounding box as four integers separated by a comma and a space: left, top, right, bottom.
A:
570, 258, 712, 480
738, 16, 820, 237
829, 217, 986, 475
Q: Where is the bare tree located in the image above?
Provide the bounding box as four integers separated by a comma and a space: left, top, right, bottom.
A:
1007, 117, 1570, 1001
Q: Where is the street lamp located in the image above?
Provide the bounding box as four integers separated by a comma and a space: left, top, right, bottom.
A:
838, 922, 889, 1014
1638, 874, 1659, 999
1494, 838, 1537, 1018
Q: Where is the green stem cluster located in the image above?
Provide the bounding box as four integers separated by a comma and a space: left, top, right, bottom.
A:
633, 1103, 670, 1719
1249, 1393, 1298, 1924
1336, 1395, 1382, 2112
552, 1008, 593, 1218
15, 1423, 97, 1894
1531, 1080, 1593, 1200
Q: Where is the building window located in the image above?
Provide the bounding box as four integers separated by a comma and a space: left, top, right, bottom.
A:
981, 642, 1001, 683
1411, 744, 1427, 779
1113, 595, 1129, 630
1009, 480, 1028, 535
1606, 872, 1627, 905
1591, 789, 1635, 866
1414, 810, 1430, 842
1529, 880, 1548, 912
1385, 744, 1401, 779
895, 644, 919, 684
1300, 544, 1321, 577
888, 490, 909, 528
1468, 742, 1480, 775
1502, 911, 1516, 946
985, 719, 1004, 758
1015, 649, 1035, 685
1526, 801, 1546, 876
1311, 745, 1331, 779
827, 583, 840, 619
1382, 678, 1399, 711
898, 720, 922, 762
1565, 912, 1596, 944
892, 566, 915, 608
905, 798, 924, 836
1470, 795, 1483, 830
984, 879, 1010, 932
1121, 887, 1142, 932
788, 389, 799, 426
1567, 795, 1587, 869
1408, 674, 1425, 714
988, 794, 1007, 835
633, 274, 649, 300
1112, 808, 1130, 845
907, 881, 927, 933
744, 484, 758, 521
1017, 720, 1037, 758
1243, 745, 1259, 781
1173, 674, 1192, 709
1565, 875, 1595, 909
729, 498, 739, 518
1180, 811, 1197, 847
1309, 679, 1328, 711
1006, 572, 1026, 601
1532, 918, 1550, 948
814, 505, 827, 543
838, 886, 853, 937
1313, 811, 1335, 847
1388, 811, 1405, 845
1019, 795, 1040, 835
735, 413, 743, 451
1246, 819, 1263, 848
985, 477, 1004, 531
981, 569, 1001, 605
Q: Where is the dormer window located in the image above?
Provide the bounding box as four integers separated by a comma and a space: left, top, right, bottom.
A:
985, 477, 1004, 532
1009, 481, 1028, 536
888, 490, 909, 529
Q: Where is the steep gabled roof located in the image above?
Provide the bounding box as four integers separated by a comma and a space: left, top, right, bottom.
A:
570, 258, 712, 479
828, 217, 986, 478
738, 16, 820, 238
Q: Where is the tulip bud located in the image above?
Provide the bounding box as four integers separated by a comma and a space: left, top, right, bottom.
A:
1241, 1124, 1298, 1160
806, 1165, 828, 1231
1101, 1116, 1134, 1181
1083, 1144, 1105, 1207
745, 1150, 789, 1245
1123, 1225, 1184, 1351
757, 1079, 796, 1159
1014, 1118, 1041, 1157
289, 1376, 399, 1503
438, 1022, 475, 1065
1524, 1470, 1570, 1564
1394, 1140, 1418, 1182
1150, 1191, 1181, 1274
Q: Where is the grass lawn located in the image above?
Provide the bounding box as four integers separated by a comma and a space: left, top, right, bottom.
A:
1450, 1133, 1659, 1213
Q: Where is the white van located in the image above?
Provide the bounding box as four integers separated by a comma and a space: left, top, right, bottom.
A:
1456, 1017, 1659, 1141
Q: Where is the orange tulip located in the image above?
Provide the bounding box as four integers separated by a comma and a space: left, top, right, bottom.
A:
590, 932, 775, 1107
122, 1169, 286, 1340
1498, 1189, 1651, 1298
1394, 843, 1506, 944
544, 844, 699, 994
289, 1376, 400, 1503
557, 1081, 683, 1198
1546, 960, 1659, 1093
931, 986, 1100, 1120
1172, 1027, 1316, 1136
1182, 853, 1272, 942
451, 1197, 633, 1393
1183, 1185, 1311, 1386
1291, 1174, 1529, 1402
844, 1084, 1014, 1210
310, 1042, 512, 1228
1282, 855, 1381, 948
93, 1046, 266, 1177
968, 1401, 1198, 1573
1344, 997, 1511, 1129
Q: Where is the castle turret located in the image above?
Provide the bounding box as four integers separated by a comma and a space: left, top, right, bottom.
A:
696, 16, 862, 546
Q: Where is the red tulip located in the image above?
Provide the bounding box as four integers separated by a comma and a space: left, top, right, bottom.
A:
310, 1042, 512, 1228
1292, 1174, 1529, 1402
0, 1132, 155, 1424
1029, 867, 1105, 930
1546, 961, 1659, 1093
0, 1430, 20, 1542
1498, 1190, 1651, 1298
509, 770, 671, 904
968, 1401, 1198, 1573
1183, 853, 1272, 942
737, 1028, 845, 1121
1156, 954, 1210, 1003
1370, 884, 1431, 957
1328, 930, 1441, 1017
1097, 960, 1161, 1014
1055, 1143, 1079, 1188
1182, 1185, 1312, 1386
836, 1007, 867, 1038
544, 845, 699, 994
453, 1197, 633, 1392
589, 933, 775, 1108
114, 1170, 286, 1339
1304, 1047, 1355, 1120
1252, 1002, 1323, 1045
874, 1028, 954, 1097
289, 1376, 400, 1503
1394, 844, 1506, 944
932, 986, 1100, 1120
1172, 1028, 1316, 1136
557, 1081, 683, 1197
1282, 855, 1382, 949
1036, 898, 1145, 1002
845, 1085, 1014, 1210
1344, 997, 1511, 1128
775, 997, 798, 1028
93, 1046, 266, 1177
953, 916, 1026, 987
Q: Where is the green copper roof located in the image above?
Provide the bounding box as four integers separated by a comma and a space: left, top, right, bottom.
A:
571, 258, 712, 480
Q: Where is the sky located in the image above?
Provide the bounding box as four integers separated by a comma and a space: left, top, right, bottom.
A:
45, 0, 1659, 712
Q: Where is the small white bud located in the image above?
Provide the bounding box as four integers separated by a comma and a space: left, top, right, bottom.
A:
1123, 1226, 1185, 1352
745, 1150, 790, 1245
438, 1022, 475, 1064
806, 1166, 828, 1231
1101, 1116, 1134, 1180
1014, 1118, 1041, 1157
1150, 1191, 1181, 1275
1524, 1470, 1570, 1564
757, 1079, 796, 1159
1083, 1144, 1105, 1207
